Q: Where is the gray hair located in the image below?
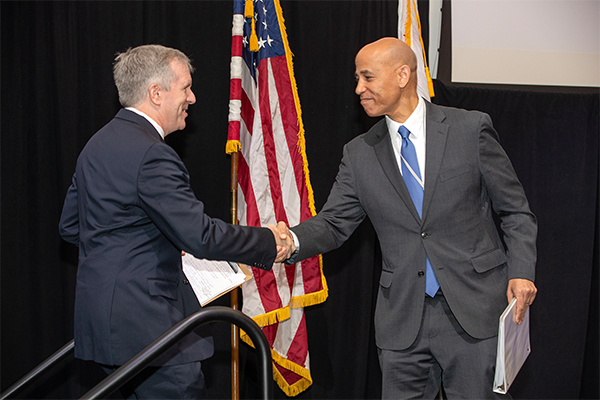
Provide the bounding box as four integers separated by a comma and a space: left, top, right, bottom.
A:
113, 44, 194, 107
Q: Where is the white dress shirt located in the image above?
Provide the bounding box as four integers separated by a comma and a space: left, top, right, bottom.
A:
385, 96, 427, 182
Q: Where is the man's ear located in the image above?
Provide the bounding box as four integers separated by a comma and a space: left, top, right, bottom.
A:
148, 83, 161, 106
398, 64, 411, 88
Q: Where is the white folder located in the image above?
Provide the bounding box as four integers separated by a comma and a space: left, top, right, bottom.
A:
493, 297, 531, 394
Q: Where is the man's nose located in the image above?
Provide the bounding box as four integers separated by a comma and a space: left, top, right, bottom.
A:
355, 80, 364, 96
188, 90, 196, 105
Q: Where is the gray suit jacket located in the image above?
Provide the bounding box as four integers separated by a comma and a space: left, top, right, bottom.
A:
291, 101, 537, 350
59, 109, 276, 366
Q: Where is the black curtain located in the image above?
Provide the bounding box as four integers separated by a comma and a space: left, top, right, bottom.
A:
431, 82, 599, 400
1, 1, 598, 399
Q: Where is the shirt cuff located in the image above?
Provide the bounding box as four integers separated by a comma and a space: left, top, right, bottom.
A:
284, 230, 300, 265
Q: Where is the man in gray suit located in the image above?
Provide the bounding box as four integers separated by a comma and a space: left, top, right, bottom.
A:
279, 38, 537, 398
59, 45, 289, 399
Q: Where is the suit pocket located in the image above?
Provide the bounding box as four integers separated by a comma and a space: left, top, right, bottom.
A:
148, 278, 179, 300
439, 164, 470, 182
470, 248, 507, 273
379, 270, 393, 288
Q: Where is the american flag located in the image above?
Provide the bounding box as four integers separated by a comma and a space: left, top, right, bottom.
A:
227, 0, 328, 395
398, 0, 435, 100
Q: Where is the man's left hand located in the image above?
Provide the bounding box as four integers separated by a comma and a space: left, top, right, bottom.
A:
507, 278, 537, 324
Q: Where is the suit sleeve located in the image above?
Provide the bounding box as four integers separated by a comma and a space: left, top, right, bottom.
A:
291, 144, 367, 261
478, 113, 537, 281
137, 142, 277, 269
58, 173, 80, 245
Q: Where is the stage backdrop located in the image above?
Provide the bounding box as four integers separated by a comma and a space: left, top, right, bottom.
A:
1, 1, 597, 399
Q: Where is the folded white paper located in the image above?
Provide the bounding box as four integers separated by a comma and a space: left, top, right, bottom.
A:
493, 297, 531, 394
182, 253, 251, 306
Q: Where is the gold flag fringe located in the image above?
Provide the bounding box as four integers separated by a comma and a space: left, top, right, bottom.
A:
226, 140, 241, 155
272, 350, 313, 397
289, 255, 329, 309
240, 328, 314, 397
273, 0, 319, 219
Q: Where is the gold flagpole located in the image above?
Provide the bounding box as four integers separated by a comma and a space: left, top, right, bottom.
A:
230, 151, 240, 400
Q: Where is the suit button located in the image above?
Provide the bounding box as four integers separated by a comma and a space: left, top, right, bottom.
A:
421, 232, 429, 239
418, 270, 425, 277
183, 278, 190, 284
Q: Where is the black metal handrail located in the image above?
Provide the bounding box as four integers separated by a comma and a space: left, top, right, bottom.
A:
81, 307, 272, 399
1, 307, 272, 400
1, 339, 75, 399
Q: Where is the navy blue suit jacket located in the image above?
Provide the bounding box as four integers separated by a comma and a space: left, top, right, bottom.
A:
59, 109, 276, 366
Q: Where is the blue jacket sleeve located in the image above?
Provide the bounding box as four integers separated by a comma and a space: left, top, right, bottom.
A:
137, 142, 277, 269
59, 173, 80, 245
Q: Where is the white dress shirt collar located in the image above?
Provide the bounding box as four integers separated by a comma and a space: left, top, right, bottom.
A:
125, 107, 165, 139
384, 96, 425, 141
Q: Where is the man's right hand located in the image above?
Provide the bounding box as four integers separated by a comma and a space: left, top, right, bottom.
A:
267, 222, 296, 262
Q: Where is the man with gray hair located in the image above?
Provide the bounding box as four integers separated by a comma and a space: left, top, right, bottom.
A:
59, 44, 289, 399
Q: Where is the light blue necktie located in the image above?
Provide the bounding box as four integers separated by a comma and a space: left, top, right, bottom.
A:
398, 125, 440, 297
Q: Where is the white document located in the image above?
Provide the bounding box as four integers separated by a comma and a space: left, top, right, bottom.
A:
182, 253, 251, 306
493, 297, 531, 394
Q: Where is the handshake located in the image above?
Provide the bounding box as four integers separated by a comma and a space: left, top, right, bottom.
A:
267, 222, 296, 263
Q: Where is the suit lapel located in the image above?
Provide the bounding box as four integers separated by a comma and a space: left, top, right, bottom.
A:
368, 103, 450, 224
369, 119, 423, 223
422, 102, 449, 220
